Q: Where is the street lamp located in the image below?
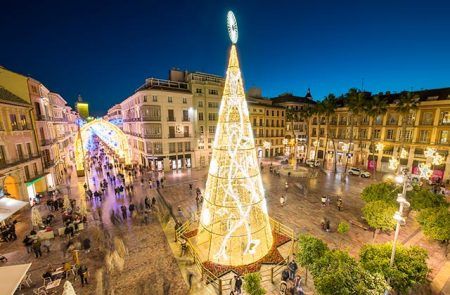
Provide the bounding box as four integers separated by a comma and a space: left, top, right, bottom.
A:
385, 172, 410, 294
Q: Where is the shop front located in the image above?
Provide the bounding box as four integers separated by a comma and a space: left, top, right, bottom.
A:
25, 174, 48, 204
147, 156, 164, 171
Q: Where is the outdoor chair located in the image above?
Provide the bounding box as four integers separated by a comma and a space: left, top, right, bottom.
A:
32, 286, 48, 295
19, 273, 33, 289
42, 276, 52, 287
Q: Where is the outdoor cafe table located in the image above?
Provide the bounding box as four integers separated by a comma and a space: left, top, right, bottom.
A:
46, 278, 61, 290
51, 267, 64, 279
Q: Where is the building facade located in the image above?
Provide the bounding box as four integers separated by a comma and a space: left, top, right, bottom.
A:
0, 67, 78, 202
307, 88, 450, 181
121, 78, 195, 171
106, 104, 123, 129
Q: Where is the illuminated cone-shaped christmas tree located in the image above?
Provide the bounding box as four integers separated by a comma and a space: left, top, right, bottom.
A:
196, 12, 273, 266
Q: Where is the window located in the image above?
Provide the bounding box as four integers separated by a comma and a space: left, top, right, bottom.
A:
182, 98, 187, 104
152, 95, 157, 102
169, 143, 176, 153
208, 113, 217, 121
208, 126, 215, 134
143, 96, 147, 102
259, 119, 263, 126
418, 130, 430, 143
33, 163, 38, 175
199, 126, 204, 134
359, 129, 367, 139
168, 110, 175, 121
374, 115, 382, 125
183, 126, 189, 137
16, 144, 24, 160
440, 111, 450, 125
142, 124, 162, 138
182, 110, 189, 121
198, 112, 204, 121
198, 101, 204, 107
421, 111, 433, 125
373, 129, 381, 139
196, 88, 202, 94
10, 114, 18, 130
185, 142, 191, 151
440, 130, 449, 144
154, 142, 163, 154
209, 89, 218, 95
24, 166, 30, 180
253, 118, 257, 126
141, 105, 161, 121
386, 129, 395, 140
208, 102, 219, 108
169, 126, 175, 138
26, 143, 32, 157
168, 97, 173, 103
0, 146, 6, 166
20, 114, 28, 129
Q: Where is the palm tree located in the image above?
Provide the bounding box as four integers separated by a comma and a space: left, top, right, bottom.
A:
364, 95, 388, 178
321, 94, 337, 171
344, 88, 367, 173
298, 105, 315, 162
313, 102, 325, 164
394, 92, 419, 169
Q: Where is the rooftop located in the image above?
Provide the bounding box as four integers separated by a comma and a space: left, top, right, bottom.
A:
136, 78, 191, 94
0, 87, 30, 107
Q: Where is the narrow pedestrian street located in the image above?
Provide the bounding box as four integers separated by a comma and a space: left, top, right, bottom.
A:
0, 137, 188, 295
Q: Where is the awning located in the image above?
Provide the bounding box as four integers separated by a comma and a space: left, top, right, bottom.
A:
0, 263, 31, 294
0, 197, 28, 223
25, 173, 48, 185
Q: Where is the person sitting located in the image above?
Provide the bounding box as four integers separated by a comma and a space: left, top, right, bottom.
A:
0, 255, 8, 262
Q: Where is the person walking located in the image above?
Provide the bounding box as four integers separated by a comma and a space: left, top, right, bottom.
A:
234, 275, 242, 294
285, 182, 289, 192
77, 264, 89, 287
129, 203, 135, 218
337, 197, 343, 211
280, 195, 286, 207
32, 239, 42, 258
288, 257, 298, 280
121, 205, 127, 219
321, 195, 327, 206
23, 235, 33, 253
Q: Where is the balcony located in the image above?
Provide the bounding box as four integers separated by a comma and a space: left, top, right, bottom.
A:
182, 117, 190, 122
44, 160, 55, 169
184, 133, 190, 138
167, 117, 176, 122
169, 133, 176, 138
0, 154, 41, 170
36, 114, 51, 121
420, 121, 433, 126
142, 133, 162, 139
41, 139, 56, 146
52, 117, 68, 123
142, 116, 161, 122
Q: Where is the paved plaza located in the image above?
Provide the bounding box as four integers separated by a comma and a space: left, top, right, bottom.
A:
1, 155, 448, 295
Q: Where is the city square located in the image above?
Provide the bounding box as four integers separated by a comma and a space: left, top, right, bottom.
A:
0, 1, 450, 295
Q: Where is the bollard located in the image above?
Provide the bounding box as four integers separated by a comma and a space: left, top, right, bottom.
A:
271, 267, 274, 284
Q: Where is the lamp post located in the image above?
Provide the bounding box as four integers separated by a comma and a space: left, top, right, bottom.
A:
385, 171, 410, 294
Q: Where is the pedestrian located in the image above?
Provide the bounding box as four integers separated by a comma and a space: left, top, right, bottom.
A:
280, 195, 286, 207
326, 195, 331, 206
77, 264, 89, 287
23, 235, 33, 253
337, 197, 343, 211
234, 275, 242, 294
285, 181, 289, 192
42, 239, 51, 253
189, 183, 193, 191
121, 205, 127, 219
83, 238, 91, 253
288, 256, 298, 280
144, 196, 151, 210
321, 195, 327, 206
129, 203, 135, 218
32, 239, 42, 258
151, 197, 156, 207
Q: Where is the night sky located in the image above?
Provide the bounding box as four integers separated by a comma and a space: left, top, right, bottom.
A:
1, 0, 450, 116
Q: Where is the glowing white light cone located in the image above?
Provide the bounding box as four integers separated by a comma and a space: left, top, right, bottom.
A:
196, 44, 273, 266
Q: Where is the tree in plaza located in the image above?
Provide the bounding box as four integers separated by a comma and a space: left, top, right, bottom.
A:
362, 201, 397, 241
361, 182, 399, 204
296, 234, 328, 283
394, 92, 419, 163
364, 94, 388, 177
344, 88, 368, 172
297, 105, 315, 161
321, 94, 337, 171
408, 188, 448, 211
312, 249, 389, 295
243, 272, 266, 295
62, 280, 77, 295
312, 101, 326, 164
417, 206, 450, 243
359, 243, 428, 294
